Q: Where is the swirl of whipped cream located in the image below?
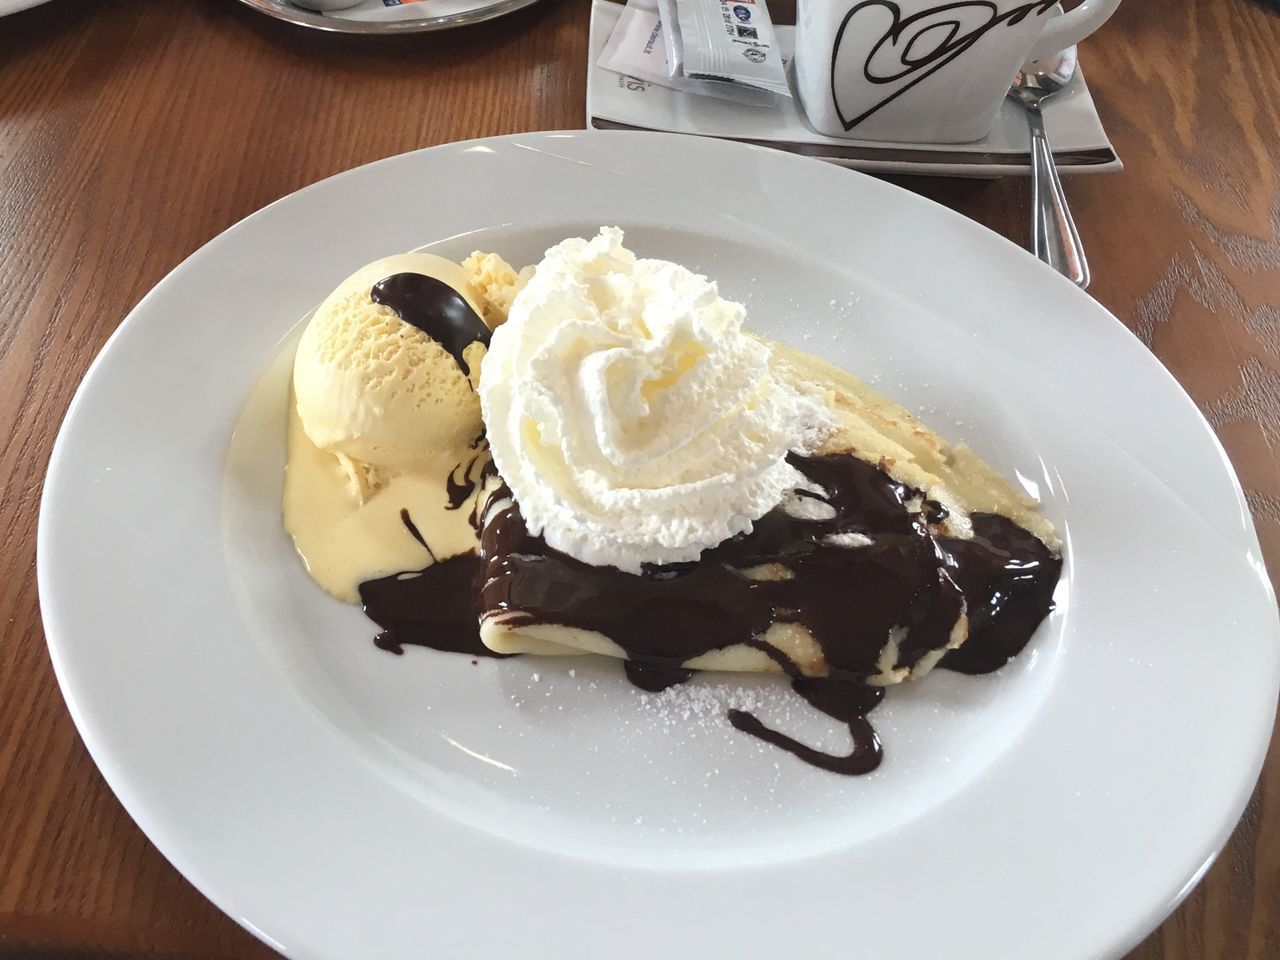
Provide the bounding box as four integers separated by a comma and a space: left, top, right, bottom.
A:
479, 228, 831, 574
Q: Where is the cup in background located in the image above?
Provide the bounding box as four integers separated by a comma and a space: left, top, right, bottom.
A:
794, 0, 1122, 144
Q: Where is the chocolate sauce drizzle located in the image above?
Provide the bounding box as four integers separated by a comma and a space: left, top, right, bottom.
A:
729, 679, 884, 776
360, 453, 1061, 775
370, 273, 490, 376
938, 515, 1061, 674
360, 553, 504, 659
623, 661, 695, 692
398, 508, 436, 561
446, 453, 499, 512
479, 456, 968, 683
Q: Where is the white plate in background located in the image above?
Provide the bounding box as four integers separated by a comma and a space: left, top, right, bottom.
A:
39, 131, 1277, 960
235, 0, 544, 34
1, 0, 55, 17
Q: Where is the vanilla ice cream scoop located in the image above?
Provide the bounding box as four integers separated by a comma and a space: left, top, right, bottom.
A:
480, 227, 832, 573
293, 253, 491, 500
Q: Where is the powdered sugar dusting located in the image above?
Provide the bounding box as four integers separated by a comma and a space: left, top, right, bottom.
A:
630, 678, 774, 730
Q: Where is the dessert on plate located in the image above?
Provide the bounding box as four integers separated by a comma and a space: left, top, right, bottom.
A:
283, 227, 1062, 774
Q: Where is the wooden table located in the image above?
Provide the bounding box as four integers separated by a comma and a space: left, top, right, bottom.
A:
1, 0, 1276, 956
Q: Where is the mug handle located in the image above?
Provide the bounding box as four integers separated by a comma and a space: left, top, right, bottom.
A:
1027, 0, 1122, 62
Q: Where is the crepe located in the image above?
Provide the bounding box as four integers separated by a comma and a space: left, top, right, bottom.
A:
477, 339, 1058, 685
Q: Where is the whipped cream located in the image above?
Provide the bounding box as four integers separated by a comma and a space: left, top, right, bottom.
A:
479, 227, 831, 573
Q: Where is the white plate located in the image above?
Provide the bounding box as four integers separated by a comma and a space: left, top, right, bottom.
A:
0, 0, 53, 16
39, 131, 1278, 960
236, 0, 543, 34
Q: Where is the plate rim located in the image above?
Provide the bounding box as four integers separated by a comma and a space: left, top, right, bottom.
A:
0, 0, 54, 17
235, 0, 544, 34
37, 129, 1280, 960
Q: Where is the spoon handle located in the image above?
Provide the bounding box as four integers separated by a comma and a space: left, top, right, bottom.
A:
1027, 104, 1091, 289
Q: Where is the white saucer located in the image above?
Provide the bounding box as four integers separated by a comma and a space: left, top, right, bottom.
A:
39, 131, 1276, 960
588, 0, 1121, 177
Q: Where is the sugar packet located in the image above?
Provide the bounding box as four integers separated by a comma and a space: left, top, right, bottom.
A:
655, 0, 683, 79
600, 0, 778, 106
670, 0, 791, 98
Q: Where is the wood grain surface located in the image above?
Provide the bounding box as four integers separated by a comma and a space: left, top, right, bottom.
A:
0, 0, 1276, 957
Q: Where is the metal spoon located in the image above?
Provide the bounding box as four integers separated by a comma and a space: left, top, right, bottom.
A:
1008, 47, 1090, 289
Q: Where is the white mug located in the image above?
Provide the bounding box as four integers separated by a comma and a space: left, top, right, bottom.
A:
794, 0, 1122, 144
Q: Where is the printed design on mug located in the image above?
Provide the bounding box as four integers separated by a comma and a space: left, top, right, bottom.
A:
830, 1, 1056, 131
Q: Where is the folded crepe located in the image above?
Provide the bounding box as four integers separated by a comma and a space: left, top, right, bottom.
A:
476, 339, 1060, 686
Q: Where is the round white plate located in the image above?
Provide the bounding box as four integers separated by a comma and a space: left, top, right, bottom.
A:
235, 0, 543, 34
1, 0, 53, 17
39, 131, 1279, 960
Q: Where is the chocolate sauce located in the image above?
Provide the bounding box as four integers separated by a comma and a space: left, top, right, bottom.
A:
939, 515, 1062, 674
476, 454, 1058, 774
727, 642, 887, 773
446, 453, 498, 512
623, 661, 695, 692
481, 455, 964, 684
359, 553, 508, 659
398, 508, 436, 561
370, 273, 490, 376
729, 679, 883, 776
360, 452, 1061, 775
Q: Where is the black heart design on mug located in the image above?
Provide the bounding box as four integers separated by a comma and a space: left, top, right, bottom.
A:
830, 0, 1056, 132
